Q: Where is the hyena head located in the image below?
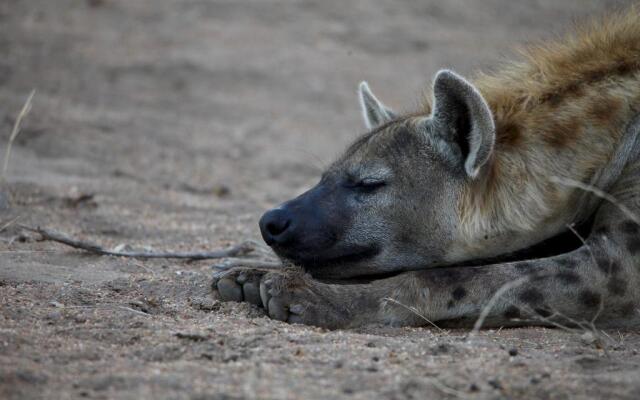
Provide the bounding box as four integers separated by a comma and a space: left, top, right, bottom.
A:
260, 70, 498, 279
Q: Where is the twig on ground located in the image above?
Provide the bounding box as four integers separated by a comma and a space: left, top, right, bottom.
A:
382, 297, 446, 333
117, 305, 151, 317
53, 304, 151, 317
0, 250, 59, 253
0, 215, 20, 232
212, 258, 283, 270
1, 90, 35, 185
428, 378, 470, 399
19, 224, 257, 260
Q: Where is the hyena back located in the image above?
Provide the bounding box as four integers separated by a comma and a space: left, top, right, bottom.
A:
213, 10, 640, 329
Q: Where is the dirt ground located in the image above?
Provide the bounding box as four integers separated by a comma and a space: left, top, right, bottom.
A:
1, 0, 640, 399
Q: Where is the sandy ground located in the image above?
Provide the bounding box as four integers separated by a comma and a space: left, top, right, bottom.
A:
1, 0, 640, 399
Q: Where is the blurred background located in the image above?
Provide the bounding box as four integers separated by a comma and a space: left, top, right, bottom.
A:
0, 1, 637, 399
0, 0, 632, 250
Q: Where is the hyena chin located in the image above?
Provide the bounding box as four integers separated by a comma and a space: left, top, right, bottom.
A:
214, 10, 640, 329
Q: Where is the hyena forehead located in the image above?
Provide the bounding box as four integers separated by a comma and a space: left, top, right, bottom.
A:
332, 118, 431, 177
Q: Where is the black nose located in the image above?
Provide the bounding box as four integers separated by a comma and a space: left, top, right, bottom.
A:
259, 208, 293, 246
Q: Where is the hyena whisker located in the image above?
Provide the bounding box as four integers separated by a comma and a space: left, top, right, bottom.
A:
290, 147, 329, 174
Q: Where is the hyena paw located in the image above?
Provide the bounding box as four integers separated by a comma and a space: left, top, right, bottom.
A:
259, 269, 349, 328
211, 268, 268, 307
213, 267, 351, 328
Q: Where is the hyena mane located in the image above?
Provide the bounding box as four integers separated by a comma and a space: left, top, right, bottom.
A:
428, 8, 640, 254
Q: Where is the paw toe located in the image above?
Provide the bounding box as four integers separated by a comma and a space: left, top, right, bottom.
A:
267, 297, 289, 322
242, 281, 262, 306
217, 278, 243, 302
289, 304, 305, 315
287, 314, 305, 325
259, 280, 271, 311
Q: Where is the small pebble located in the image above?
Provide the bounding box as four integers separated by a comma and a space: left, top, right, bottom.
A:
45, 311, 62, 322
508, 348, 518, 356
488, 379, 502, 390
74, 314, 87, 323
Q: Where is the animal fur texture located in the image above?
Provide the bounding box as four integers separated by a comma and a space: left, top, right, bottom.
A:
212, 8, 640, 330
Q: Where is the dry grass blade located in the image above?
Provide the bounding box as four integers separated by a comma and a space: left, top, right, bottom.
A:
428, 378, 470, 399
383, 297, 446, 333
212, 258, 282, 270
52, 304, 151, 317
2, 90, 36, 184
20, 224, 257, 260
550, 176, 640, 225
471, 276, 529, 335
565, 223, 606, 325
0, 215, 20, 232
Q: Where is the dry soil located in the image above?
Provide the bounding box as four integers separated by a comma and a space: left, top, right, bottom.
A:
1, 1, 639, 399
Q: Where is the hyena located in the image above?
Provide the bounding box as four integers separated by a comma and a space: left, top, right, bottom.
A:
213, 11, 640, 329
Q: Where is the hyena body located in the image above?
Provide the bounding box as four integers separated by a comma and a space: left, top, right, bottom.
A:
213, 12, 640, 329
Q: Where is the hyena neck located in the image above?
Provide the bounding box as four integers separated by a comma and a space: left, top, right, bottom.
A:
443, 11, 640, 262
452, 104, 640, 263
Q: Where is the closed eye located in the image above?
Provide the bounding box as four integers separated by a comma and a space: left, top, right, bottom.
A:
346, 177, 386, 192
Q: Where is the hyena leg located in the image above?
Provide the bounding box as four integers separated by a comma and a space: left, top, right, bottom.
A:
214, 227, 637, 329
211, 234, 639, 329
392, 238, 638, 329
387, 178, 640, 329
212, 266, 388, 328
212, 194, 640, 329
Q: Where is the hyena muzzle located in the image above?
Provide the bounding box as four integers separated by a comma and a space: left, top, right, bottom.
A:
213, 12, 640, 329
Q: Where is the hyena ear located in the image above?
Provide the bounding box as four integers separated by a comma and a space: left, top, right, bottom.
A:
429, 70, 495, 178
358, 81, 396, 130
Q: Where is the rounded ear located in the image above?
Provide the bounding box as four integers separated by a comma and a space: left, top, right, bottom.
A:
430, 70, 495, 178
358, 81, 396, 130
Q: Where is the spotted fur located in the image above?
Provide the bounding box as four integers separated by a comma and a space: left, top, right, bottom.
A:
213, 9, 640, 329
